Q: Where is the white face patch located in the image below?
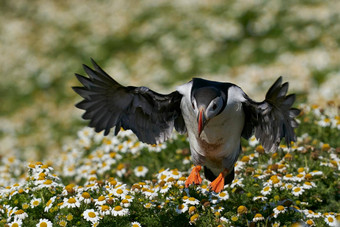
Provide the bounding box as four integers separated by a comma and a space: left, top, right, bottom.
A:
205, 96, 223, 120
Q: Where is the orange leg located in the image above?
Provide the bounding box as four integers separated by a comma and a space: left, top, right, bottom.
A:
209, 168, 229, 193
185, 165, 202, 187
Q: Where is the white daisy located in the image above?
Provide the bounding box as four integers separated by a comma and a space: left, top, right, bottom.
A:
131, 222, 142, 227
284, 183, 294, 190
134, 166, 149, 177
217, 191, 229, 200
230, 178, 244, 188
211, 204, 224, 213
36, 218, 53, 227
252, 213, 265, 222
159, 184, 171, 194
175, 203, 188, 214
30, 198, 42, 208
60, 197, 81, 209
116, 164, 126, 178
8, 219, 23, 227
98, 205, 111, 216
14, 209, 28, 220
111, 186, 128, 199
324, 214, 337, 226
283, 174, 294, 181
111, 205, 129, 216
44, 196, 56, 212
144, 203, 155, 209
249, 135, 259, 147
305, 219, 315, 226
220, 217, 230, 225
184, 197, 200, 205
273, 205, 286, 218
291, 186, 304, 196
253, 195, 268, 201
142, 189, 157, 199
94, 195, 107, 206
302, 181, 316, 190
79, 192, 92, 204
83, 209, 101, 223
260, 186, 272, 196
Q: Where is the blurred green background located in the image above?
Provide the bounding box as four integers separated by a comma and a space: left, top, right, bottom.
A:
0, 0, 339, 160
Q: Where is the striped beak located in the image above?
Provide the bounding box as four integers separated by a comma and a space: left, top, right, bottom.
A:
198, 108, 206, 136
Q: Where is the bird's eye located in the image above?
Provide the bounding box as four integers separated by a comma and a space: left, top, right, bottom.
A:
192, 102, 195, 109
212, 103, 217, 110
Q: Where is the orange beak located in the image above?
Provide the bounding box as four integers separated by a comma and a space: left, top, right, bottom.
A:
198, 108, 206, 136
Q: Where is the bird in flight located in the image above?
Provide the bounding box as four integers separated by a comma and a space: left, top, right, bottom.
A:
73, 59, 300, 193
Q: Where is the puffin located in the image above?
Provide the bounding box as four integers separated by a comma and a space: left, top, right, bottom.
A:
73, 59, 300, 193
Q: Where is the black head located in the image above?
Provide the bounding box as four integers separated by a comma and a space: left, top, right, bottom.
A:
190, 78, 229, 135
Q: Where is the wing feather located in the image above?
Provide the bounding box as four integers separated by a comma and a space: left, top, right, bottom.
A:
73, 59, 186, 144
242, 77, 300, 152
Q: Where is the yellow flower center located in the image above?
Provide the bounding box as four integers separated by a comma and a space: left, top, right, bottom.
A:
98, 196, 105, 201
46, 200, 52, 207
241, 156, 250, 162
101, 205, 110, 211
294, 187, 301, 192
117, 163, 125, 170
190, 214, 199, 222
231, 216, 238, 221
264, 186, 270, 191
178, 204, 184, 209
44, 179, 53, 185
12, 223, 19, 227
67, 214, 73, 221
33, 200, 40, 206
189, 206, 196, 213
15, 209, 24, 215
328, 217, 334, 222
188, 197, 196, 201
277, 205, 285, 211
116, 189, 124, 194
237, 205, 248, 214
219, 192, 226, 197
114, 206, 123, 211
68, 198, 76, 204
306, 219, 314, 225
39, 222, 48, 227
254, 213, 263, 218
82, 192, 91, 198
103, 138, 112, 145
88, 211, 97, 218
137, 166, 144, 171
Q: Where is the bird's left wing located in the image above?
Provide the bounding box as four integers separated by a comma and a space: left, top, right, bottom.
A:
73, 59, 186, 144
241, 77, 300, 152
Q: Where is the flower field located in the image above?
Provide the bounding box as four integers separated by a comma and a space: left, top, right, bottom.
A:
1, 0, 340, 226
1, 104, 339, 226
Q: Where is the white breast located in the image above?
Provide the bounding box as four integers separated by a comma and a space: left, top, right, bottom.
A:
177, 83, 246, 173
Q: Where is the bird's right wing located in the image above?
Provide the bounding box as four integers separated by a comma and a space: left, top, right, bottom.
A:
241, 77, 300, 152
73, 59, 186, 144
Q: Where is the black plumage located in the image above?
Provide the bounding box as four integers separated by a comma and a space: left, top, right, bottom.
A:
73, 59, 186, 145
241, 77, 300, 152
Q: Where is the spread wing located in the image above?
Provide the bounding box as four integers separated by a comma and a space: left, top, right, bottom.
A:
72, 59, 186, 144
241, 77, 300, 152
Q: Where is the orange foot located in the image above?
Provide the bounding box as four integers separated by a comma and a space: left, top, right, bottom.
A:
209, 169, 229, 193
185, 165, 202, 187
